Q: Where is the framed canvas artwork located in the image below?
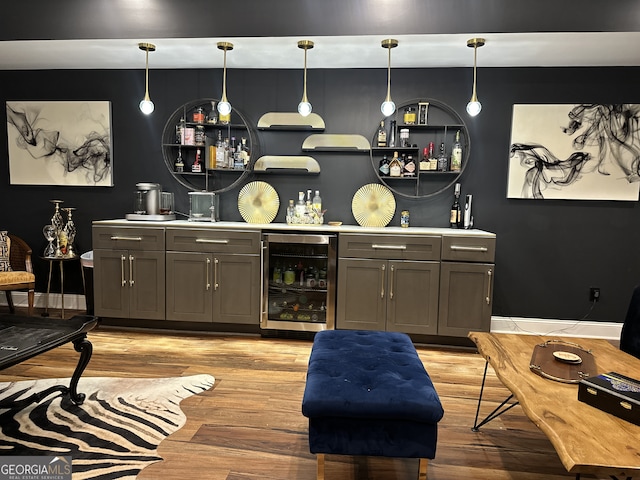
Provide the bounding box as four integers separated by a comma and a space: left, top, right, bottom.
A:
6, 101, 113, 186
507, 104, 640, 201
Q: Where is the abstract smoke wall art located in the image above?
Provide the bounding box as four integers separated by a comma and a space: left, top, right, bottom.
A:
507, 104, 640, 201
6, 101, 112, 186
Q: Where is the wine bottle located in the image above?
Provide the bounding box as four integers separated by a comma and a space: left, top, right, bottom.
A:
420, 147, 429, 171
450, 130, 462, 172
377, 120, 387, 147
450, 183, 462, 228
428, 142, 438, 170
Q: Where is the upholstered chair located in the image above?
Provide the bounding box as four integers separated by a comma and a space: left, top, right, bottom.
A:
0, 232, 35, 316
620, 285, 640, 360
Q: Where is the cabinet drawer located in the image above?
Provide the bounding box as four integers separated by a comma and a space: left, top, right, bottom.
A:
441, 235, 495, 262
92, 226, 165, 251
338, 233, 441, 261
166, 228, 260, 254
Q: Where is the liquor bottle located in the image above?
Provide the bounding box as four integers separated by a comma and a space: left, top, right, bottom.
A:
286, 199, 295, 224
215, 131, 224, 168
192, 148, 202, 172
419, 147, 429, 171
379, 154, 390, 176
428, 142, 438, 170
377, 120, 387, 147
388, 120, 397, 148
175, 147, 184, 173
437, 142, 449, 172
450, 130, 462, 172
283, 264, 295, 285
295, 191, 306, 218
176, 117, 185, 144
450, 183, 462, 228
240, 137, 250, 166
403, 155, 416, 177
389, 152, 402, 177
312, 190, 322, 212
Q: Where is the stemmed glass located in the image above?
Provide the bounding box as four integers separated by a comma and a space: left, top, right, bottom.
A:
42, 225, 56, 258
63, 207, 77, 257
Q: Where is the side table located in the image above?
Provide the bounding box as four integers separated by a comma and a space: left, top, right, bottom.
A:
41, 255, 82, 318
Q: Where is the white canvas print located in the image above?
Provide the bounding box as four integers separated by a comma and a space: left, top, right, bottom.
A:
507, 104, 640, 200
6, 101, 112, 186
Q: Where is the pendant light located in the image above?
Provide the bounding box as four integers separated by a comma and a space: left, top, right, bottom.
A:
217, 42, 233, 116
466, 38, 486, 117
138, 43, 156, 115
380, 39, 399, 117
297, 40, 314, 117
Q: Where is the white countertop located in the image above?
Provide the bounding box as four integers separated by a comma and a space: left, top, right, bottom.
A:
93, 219, 496, 238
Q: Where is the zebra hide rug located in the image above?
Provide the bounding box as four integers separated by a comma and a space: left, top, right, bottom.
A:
0, 374, 215, 479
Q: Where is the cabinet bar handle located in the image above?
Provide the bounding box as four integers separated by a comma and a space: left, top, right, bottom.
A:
486, 269, 492, 305
120, 255, 126, 286
214, 257, 220, 290
389, 264, 395, 300
206, 257, 211, 290
380, 264, 386, 299
110, 236, 142, 241
450, 245, 488, 252
372, 244, 406, 250
196, 238, 230, 244
129, 255, 135, 287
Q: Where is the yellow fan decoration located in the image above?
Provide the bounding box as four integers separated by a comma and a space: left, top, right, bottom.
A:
351, 183, 396, 227
238, 181, 280, 223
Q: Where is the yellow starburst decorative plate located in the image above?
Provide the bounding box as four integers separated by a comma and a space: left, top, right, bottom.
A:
238, 181, 280, 223
351, 183, 396, 227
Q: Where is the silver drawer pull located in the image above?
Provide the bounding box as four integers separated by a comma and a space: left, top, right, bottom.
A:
196, 238, 230, 244
110, 236, 143, 241
371, 244, 406, 250
450, 245, 488, 252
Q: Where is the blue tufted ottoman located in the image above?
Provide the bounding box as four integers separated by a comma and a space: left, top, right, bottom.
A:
302, 330, 444, 480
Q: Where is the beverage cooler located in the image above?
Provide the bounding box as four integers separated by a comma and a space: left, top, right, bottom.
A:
261, 232, 337, 332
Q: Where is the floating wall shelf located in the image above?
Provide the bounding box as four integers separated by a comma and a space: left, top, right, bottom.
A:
254, 155, 321, 174
257, 112, 325, 130
302, 134, 371, 152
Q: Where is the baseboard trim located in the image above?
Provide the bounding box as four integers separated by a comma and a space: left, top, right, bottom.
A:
0, 291, 87, 311
491, 316, 622, 341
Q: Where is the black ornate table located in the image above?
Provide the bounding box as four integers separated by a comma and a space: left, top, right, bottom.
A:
0, 314, 98, 407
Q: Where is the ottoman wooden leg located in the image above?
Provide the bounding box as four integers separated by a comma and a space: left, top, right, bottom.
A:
418, 458, 428, 480
317, 453, 325, 480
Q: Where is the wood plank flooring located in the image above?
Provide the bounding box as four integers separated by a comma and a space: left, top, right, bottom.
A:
0, 314, 609, 479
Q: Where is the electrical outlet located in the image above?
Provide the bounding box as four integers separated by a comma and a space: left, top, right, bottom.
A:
589, 287, 600, 302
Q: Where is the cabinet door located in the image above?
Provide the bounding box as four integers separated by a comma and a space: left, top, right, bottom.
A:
438, 262, 494, 337
386, 261, 440, 335
166, 251, 213, 322
128, 250, 165, 321
213, 254, 260, 325
94, 249, 129, 319
336, 258, 386, 331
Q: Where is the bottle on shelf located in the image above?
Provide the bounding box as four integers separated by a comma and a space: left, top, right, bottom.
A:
379, 154, 390, 176
283, 264, 295, 285
450, 130, 462, 172
450, 183, 462, 228
286, 199, 295, 223
295, 191, 306, 218
240, 137, 250, 166
377, 120, 387, 147
428, 142, 438, 170
388, 120, 397, 148
223, 137, 231, 168
175, 147, 184, 173
389, 152, 402, 177
215, 131, 224, 168
437, 142, 449, 172
420, 147, 429, 171
176, 117, 185, 144
192, 148, 202, 173
312, 190, 322, 212
403, 155, 416, 177
208, 142, 217, 169
208, 101, 218, 124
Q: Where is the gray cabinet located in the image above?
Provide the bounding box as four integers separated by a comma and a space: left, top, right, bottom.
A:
438, 235, 496, 336
92, 226, 165, 320
337, 233, 441, 334
165, 227, 261, 325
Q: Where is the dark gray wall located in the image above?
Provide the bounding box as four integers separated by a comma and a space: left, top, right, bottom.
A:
1, 65, 640, 327
1, 0, 639, 324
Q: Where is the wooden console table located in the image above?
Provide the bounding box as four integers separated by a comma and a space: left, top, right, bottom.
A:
469, 332, 640, 480
0, 314, 98, 407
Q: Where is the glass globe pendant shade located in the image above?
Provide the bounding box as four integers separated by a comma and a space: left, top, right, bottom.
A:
381, 99, 396, 117
298, 101, 312, 117
466, 100, 482, 116
139, 97, 154, 115
217, 100, 232, 115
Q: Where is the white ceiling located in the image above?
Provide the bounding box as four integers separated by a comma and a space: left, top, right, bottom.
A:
1, 32, 639, 70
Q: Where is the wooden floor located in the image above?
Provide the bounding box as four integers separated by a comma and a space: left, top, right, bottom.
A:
1, 309, 608, 479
